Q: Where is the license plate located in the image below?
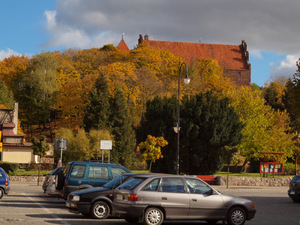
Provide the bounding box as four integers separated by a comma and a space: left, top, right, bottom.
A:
290, 191, 295, 195
66, 202, 71, 207
116, 194, 123, 201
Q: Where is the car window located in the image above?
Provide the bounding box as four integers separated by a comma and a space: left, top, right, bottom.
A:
160, 178, 185, 193
186, 178, 212, 194
111, 167, 128, 179
88, 166, 108, 179
118, 178, 146, 190
142, 178, 159, 191
0, 171, 2, 178
291, 176, 300, 183
104, 174, 130, 188
70, 165, 86, 178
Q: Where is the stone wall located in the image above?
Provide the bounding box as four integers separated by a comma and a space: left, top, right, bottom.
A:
9, 175, 294, 187
217, 176, 293, 187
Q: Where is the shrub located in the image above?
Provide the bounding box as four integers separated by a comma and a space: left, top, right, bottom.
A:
0, 162, 19, 174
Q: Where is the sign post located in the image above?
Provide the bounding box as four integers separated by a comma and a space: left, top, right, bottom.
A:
56, 138, 68, 167
100, 140, 112, 163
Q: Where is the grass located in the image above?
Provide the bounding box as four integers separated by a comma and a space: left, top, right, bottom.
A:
9, 169, 52, 176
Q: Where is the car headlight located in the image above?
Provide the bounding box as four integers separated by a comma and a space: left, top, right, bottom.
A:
72, 195, 80, 202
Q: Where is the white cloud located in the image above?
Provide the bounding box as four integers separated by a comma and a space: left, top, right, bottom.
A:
270, 55, 299, 80
0, 49, 22, 60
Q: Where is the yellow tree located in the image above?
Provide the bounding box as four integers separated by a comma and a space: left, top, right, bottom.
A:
139, 135, 168, 171
224, 86, 294, 170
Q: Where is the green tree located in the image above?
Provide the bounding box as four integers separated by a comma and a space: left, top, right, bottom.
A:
0, 80, 14, 108
55, 128, 91, 163
13, 52, 59, 138
262, 81, 286, 111
180, 92, 244, 175
89, 129, 113, 160
31, 136, 49, 158
83, 72, 110, 132
138, 135, 168, 171
109, 88, 136, 168
136, 96, 177, 173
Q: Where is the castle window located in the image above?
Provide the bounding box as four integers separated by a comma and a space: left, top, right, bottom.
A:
238, 72, 241, 77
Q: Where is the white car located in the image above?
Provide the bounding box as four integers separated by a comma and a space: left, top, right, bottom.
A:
42, 167, 64, 196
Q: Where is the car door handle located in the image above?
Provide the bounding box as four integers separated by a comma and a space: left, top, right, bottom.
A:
162, 197, 167, 200
192, 199, 197, 202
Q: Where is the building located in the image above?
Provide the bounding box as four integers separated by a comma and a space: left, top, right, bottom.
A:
135, 34, 251, 86
0, 103, 33, 163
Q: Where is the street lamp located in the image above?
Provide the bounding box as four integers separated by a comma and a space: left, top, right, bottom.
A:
173, 62, 190, 175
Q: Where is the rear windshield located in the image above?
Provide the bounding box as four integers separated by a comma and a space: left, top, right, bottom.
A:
291, 176, 300, 183
117, 177, 146, 190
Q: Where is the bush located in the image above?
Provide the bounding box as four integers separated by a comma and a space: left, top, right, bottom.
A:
0, 162, 19, 174
284, 162, 297, 175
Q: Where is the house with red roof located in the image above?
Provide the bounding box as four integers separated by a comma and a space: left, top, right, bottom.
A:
0, 103, 33, 163
138, 34, 251, 86
117, 34, 251, 86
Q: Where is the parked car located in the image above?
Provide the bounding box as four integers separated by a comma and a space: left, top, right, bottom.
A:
66, 173, 154, 219
56, 161, 131, 199
288, 175, 300, 203
42, 167, 64, 195
0, 167, 10, 199
112, 174, 256, 225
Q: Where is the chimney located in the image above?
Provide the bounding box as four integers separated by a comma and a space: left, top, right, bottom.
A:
144, 34, 149, 40
13, 102, 18, 134
138, 34, 143, 44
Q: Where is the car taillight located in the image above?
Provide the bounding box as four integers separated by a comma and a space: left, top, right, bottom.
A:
5, 178, 8, 186
52, 179, 56, 185
128, 194, 138, 201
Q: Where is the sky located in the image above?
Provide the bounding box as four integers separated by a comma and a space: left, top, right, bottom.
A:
1, 0, 299, 87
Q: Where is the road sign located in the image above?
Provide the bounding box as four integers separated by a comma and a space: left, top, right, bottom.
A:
100, 140, 112, 150
56, 138, 68, 150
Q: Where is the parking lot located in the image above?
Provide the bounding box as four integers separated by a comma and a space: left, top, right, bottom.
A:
0, 181, 300, 225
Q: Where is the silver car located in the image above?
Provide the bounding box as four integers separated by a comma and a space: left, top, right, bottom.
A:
42, 167, 64, 196
112, 174, 256, 225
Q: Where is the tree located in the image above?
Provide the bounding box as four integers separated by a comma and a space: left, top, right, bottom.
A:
138, 135, 168, 171
88, 129, 113, 160
83, 72, 110, 132
55, 128, 91, 163
109, 87, 136, 168
180, 92, 244, 175
0, 80, 14, 109
263, 81, 286, 111
31, 136, 49, 158
224, 86, 294, 170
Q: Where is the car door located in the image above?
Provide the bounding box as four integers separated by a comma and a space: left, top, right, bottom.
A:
88, 165, 110, 187
156, 177, 190, 219
185, 178, 226, 219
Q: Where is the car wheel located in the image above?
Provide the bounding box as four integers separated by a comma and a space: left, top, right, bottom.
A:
205, 219, 219, 224
292, 198, 300, 203
144, 207, 164, 225
0, 188, 4, 199
124, 216, 139, 223
227, 207, 246, 225
90, 201, 110, 219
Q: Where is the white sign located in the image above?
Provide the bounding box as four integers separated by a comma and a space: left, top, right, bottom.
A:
100, 140, 112, 150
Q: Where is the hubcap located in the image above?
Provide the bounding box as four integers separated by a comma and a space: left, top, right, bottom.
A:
95, 205, 106, 217
231, 209, 244, 225
147, 209, 161, 225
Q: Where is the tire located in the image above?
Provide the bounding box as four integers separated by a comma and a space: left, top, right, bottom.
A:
227, 207, 246, 225
292, 198, 300, 203
55, 170, 64, 191
0, 188, 4, 199
90, 201, 110, 219
124, 216, 139, 223
144, 207, 164, 225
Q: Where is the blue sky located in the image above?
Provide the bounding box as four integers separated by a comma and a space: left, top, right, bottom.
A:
1, 0, 299, 87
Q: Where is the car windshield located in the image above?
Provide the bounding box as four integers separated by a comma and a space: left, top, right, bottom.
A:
291, 176, 300, 183
117, 177, 146, 190
103, 174, 131, 189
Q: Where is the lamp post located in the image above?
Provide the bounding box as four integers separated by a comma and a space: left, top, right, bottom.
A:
174, 62, 190, 175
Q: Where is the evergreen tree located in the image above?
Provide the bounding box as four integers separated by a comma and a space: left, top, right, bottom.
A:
136, 96, 177, 173
180, 92, 244, 174
109, 87, 136, 168
83, 72, 110, 132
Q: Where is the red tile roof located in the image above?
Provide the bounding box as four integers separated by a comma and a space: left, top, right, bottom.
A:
117, 39, 130, 52
142, 39, 249, 71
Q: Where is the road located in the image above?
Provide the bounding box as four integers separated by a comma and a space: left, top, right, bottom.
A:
0, 182, 299, 225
